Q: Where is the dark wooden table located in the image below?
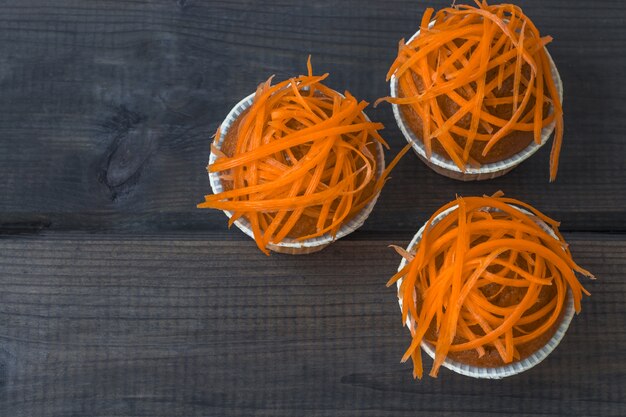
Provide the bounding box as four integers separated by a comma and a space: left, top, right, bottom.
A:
1, 1, 624, 416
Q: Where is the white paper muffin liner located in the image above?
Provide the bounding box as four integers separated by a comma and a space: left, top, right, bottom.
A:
396, 204, 575, 378
208, 91, 385, 255
389, 22, 564, 181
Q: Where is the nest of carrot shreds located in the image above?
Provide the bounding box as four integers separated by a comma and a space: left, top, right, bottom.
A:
378, 1, 564, 180
388, 192, 594, 378
199, 59, 410, 255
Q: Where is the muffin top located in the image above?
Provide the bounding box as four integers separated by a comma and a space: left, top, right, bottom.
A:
379, 2, 563, 181
199, 58, 409, 255
388, 192, 593, 378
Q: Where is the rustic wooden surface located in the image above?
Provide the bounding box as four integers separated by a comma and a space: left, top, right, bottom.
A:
0, 0, 624, 416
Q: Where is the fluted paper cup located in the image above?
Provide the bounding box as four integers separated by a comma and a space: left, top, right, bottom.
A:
396, 204, 575, 378
389, 23, 564, 181
208, 91, 385, 255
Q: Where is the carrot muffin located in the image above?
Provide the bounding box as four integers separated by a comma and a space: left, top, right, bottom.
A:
388, 192, 594, 378
199, 58, 409, 255
379, 2, 564, 181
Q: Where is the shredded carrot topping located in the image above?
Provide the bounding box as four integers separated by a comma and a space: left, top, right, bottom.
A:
377, 1, 564, 181
199, 58, 411, 255
388, 192, 594, 378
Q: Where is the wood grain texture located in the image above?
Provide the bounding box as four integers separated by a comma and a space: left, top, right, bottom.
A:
0, 0, 625, 234
0, 233, 623, 417
1, 0, 625, 416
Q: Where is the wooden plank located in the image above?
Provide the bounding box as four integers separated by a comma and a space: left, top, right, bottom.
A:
0, 233, 622, 416
0, 0, 625, 234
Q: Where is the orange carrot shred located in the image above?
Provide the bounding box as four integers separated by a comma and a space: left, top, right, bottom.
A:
199, 58, 409, 254
389, 192, 593, 379
378, 2, 564, 180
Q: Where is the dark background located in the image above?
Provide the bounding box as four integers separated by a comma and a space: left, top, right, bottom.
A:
0, 0, 624, 416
